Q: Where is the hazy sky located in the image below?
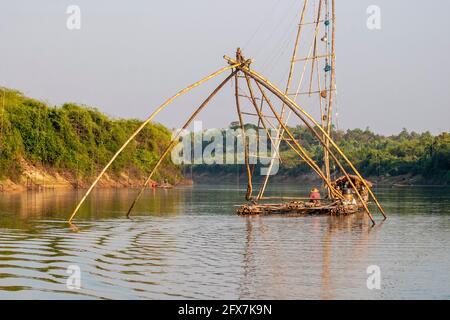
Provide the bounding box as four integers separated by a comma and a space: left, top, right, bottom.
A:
1, 0, 449, 135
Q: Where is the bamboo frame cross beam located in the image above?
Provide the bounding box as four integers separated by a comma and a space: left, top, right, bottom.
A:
68, 63, 240, 223
126, 71, 238, 217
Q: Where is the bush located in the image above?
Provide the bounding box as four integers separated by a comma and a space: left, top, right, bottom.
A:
0, 88, 180, 181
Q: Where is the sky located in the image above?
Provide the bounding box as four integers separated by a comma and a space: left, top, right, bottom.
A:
1, 0, 449, 135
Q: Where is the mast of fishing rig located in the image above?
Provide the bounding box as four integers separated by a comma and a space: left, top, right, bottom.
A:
258, 0, 337, 199
323, 0, 336, 196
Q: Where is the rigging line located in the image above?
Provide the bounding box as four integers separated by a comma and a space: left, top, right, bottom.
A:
331, 43, 339, 130
260, 27, 295, 75
260, 0, 301, 48
308, 0, 323, 95
257, 0, 303, 67
333, 76, 340, 131
1, 89, 4, 150
263, 22, 299, 75
242, 0, 284, 51
292, 4, 324, 99
264, 4, 302, 64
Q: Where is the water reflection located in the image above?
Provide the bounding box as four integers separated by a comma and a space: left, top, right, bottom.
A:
0, 185, 449, 299
238, 211, 383, 299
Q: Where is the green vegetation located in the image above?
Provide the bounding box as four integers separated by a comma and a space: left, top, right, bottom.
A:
286, 126, 449, 183
1, 87, 448, 186
0, 88, 181, 183
191, 125, 450, 185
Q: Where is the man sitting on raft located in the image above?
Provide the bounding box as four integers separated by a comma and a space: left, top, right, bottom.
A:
309, 187, 321, 207
342, 188, 357, 206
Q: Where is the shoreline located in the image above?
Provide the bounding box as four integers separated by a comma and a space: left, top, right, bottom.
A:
0, 159, 189, 193
188, 172, 449, 187
1, 168, 446, 194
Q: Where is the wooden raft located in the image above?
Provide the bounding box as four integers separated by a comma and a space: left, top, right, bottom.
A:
236, 200, 360, 216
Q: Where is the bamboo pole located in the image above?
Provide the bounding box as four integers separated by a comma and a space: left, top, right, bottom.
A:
284, 0, 309, 111
126, 71, 237, 217
243, 73, 281, 164
323, 0, 337, 194
67, 64, 239, 223
227, 60, 386, 219
255, 111, 316, 173
308, 0, 323, 96
234, 50, 253, 201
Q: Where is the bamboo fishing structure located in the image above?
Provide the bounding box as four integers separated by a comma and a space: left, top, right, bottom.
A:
323, 0, 336, 193
224, 54, 386, 220
68, 0, 387, 225
68, 48, 386, 225
252, 76, 374, 224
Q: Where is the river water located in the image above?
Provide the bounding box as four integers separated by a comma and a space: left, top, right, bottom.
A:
0, 184, 449, 299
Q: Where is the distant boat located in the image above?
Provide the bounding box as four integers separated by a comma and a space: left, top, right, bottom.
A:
158, 182, 173, 189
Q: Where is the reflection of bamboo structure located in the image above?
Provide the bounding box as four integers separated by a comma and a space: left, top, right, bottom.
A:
68, 49, 386, 225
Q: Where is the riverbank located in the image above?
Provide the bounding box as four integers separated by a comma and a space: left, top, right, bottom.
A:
0, 88, 183, 191
0, 158, 189, 193
190, 172, 448, 187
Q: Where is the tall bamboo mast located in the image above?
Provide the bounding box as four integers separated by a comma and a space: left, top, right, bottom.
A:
308, 0, 323, 96
234, 49, 253, 201
323, 0, 336, 194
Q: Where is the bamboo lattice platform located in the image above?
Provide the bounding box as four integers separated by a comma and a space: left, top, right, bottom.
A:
236, 201, 360, 216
